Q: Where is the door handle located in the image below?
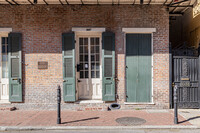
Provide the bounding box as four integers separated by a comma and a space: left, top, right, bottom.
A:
12, 78, 21, 83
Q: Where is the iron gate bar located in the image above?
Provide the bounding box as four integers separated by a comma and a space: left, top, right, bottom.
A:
5, 0, 13, 5
163, 0, 168, 5
181, 0, 192, 13
132, 0, 136, 5
11, 0, 19, 5
148, 0, 152, 5
167, 0, 189, 6
169, 44, 173, 108
168, 0, 174, 6
43, 0, 48, 5
65, 0, 69, 5
80, 0, 84, 5
59, 0, 64, 5
199, 47, 200, 109
27, 0, 34, 5
173, 56, 198, 58
171, 2, 181, 13
169, 5, 193, 7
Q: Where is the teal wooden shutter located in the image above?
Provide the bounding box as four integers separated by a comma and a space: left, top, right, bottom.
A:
8, 33, 22, 102
62, 33, 76, 102
102, 32, 115, 101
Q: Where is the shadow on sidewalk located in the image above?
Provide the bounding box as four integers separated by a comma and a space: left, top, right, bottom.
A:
62, 117, 100, 124
178, 116, 200, 124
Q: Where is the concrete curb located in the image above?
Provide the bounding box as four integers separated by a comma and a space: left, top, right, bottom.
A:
0, 125, 199, 131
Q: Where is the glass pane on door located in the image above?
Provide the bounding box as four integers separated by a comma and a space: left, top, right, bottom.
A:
90, 37, 100, 78
1, 37, 8, 78
79, 38, 89, 79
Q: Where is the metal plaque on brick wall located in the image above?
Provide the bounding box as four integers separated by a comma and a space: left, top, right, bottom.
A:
38, 61, 48, 69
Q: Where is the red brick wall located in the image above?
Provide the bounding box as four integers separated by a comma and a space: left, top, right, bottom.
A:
0, 5, 169, 110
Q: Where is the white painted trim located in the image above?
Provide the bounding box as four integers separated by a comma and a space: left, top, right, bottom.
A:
122, 28, 156, 33
0, 28, 12, 33
72, 27, 105, 32
0, 29, 11, 104
124, 32, 154, 104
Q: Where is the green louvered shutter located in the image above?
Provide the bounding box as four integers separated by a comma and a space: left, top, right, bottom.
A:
8, 33, 22, 102
62, 33, 76, 102
102, 32, 115, 101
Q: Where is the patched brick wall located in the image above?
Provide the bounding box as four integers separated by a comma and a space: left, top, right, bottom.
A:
0, 4, 169, 110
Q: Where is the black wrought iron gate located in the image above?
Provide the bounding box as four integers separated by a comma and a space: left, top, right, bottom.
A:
171, 46, 200, 108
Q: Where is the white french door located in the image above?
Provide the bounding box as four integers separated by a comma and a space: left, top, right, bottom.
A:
76, 36, 102, 100
0, 36, 9, 102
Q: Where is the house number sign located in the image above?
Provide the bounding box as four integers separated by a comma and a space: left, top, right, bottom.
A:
38, 61, 48, 69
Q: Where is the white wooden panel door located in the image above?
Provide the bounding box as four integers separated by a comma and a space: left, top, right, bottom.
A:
77, 36, 102, 100
0, 37, 9, 101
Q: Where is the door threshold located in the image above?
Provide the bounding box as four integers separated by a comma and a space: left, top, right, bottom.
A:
76, 100, 103, 104
0, 100, 10, 104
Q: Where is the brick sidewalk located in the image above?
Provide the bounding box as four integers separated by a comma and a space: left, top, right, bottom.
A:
0, 110, 190, 127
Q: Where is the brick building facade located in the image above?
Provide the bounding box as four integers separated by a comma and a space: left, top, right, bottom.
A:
0, 4, 169, 110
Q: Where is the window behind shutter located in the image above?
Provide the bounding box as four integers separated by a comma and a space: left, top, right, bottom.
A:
102, 32, 115, 101
8, 33, 22, 102
62, 33, 76, 102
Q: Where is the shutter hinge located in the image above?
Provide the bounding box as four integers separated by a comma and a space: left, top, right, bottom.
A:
76, 90, 77, 93
75, 40, 76, 43
116, 94, 119, 99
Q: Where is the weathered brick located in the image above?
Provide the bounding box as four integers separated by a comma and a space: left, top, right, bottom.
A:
0, 4, 169, 110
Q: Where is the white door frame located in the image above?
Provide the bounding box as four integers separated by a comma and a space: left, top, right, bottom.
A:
0, 28, 12, 103
75, 31, 103, 100
122, 28, 156, 104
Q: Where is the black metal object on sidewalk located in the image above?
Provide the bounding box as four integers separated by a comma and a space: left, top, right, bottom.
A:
174, 84, 178, 124
57, 85, 61, 124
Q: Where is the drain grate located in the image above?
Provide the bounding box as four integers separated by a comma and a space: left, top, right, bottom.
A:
116, 117, 146, 126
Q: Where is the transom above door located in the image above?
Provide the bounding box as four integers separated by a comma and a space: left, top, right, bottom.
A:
76, 36, 102, 100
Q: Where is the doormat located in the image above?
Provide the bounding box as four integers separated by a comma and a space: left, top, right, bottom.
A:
116, 117, 146, 126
